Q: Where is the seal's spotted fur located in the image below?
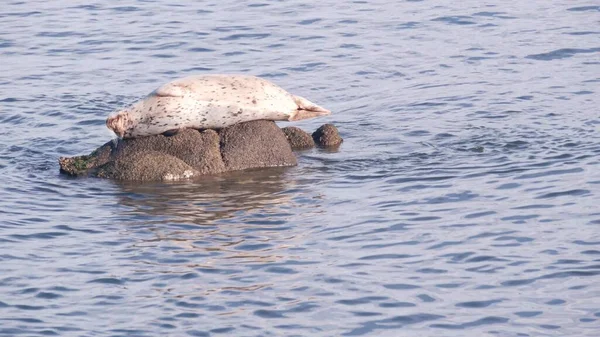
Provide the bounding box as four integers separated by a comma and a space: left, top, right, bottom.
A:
106, 74, 330, 138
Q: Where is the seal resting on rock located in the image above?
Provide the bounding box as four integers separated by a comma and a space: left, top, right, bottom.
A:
106, 74, 331, 139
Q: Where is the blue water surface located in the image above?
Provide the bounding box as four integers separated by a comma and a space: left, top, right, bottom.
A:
1, 0, 599, 336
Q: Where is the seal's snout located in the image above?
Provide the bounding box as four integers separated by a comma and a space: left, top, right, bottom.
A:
106, 112, 129, 138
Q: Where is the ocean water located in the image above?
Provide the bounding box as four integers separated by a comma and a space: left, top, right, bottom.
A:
1, 0, 599, 336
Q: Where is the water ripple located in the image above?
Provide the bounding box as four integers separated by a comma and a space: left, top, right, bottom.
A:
526, 47, 600, 61
1, 0, 599, 336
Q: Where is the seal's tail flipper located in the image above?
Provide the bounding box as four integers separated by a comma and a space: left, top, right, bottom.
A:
289, 95, 331, 121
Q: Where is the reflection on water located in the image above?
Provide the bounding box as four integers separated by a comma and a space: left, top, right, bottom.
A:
115, 167, 299, 224
114, 167, 323, 266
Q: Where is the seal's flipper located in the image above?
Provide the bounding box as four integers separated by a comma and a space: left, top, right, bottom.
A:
289, 95, 331, 121
162, 129, 181, 137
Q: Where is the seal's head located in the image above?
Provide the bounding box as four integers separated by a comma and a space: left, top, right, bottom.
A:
106, 111, 132, 138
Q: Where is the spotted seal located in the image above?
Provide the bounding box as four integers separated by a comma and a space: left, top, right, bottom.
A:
106, 74, 331, 138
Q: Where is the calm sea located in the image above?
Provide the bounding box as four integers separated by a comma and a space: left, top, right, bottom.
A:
1, 1, 599, 336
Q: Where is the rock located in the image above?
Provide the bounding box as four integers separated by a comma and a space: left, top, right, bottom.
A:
312, 123, 343, 147
58, 120, 340, 181
110, 128, 225, 175
282, 126, 315, 150
220, 120, 297, 171
95, 151, 200, 181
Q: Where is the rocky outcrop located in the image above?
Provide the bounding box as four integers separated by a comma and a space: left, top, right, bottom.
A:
282, 126, 315, 150
220, 120, 297, 171
59, 120, 342, 181
312, 124, 343, 147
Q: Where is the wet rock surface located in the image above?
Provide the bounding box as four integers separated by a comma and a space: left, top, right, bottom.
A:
110, 128, 225, 175
95, 151, 200, 181
282, 126, 315, 150
59, 120, 342, 181
220, 120, 297, 171
312, 124, 343, 147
